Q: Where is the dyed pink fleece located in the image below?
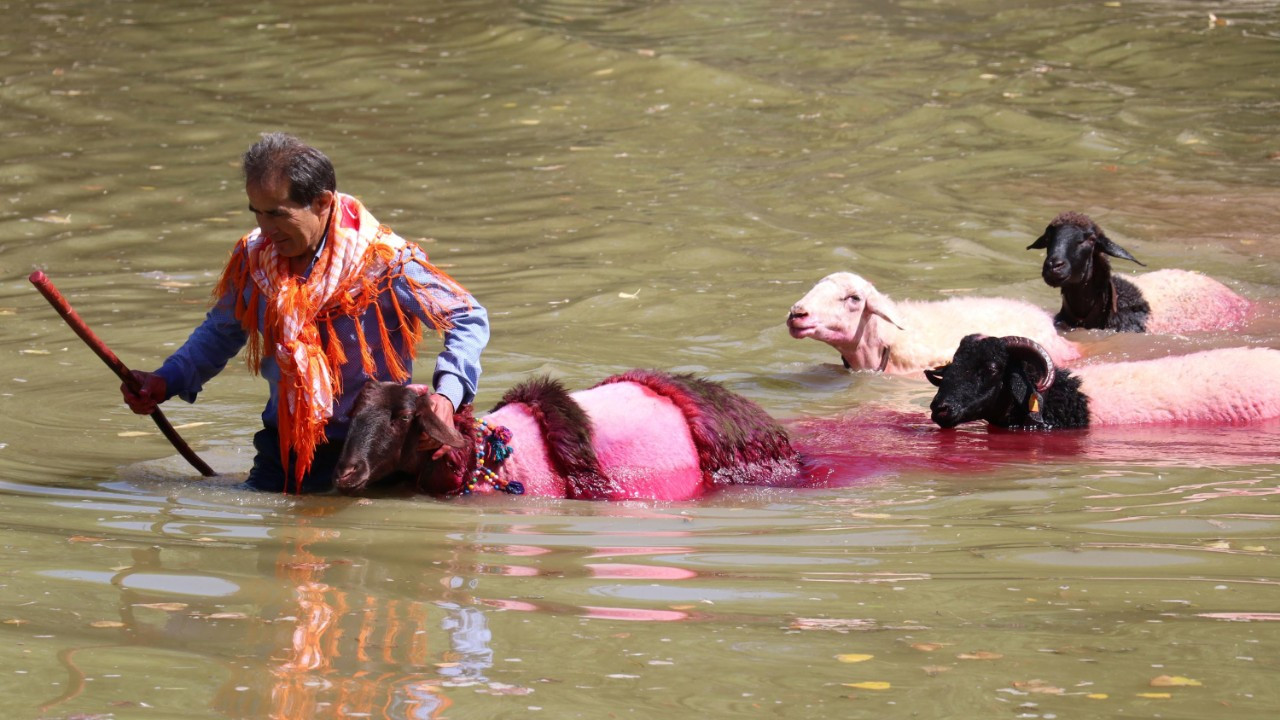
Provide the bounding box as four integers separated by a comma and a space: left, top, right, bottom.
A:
1130, 269, 1251, 334
484, 381, 704, 500
1078, 347, 1280, 425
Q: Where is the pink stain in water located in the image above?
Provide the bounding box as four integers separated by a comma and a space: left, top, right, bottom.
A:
787, 409, 1280, 486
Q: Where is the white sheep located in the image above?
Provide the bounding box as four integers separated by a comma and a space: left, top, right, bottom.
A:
926, 334, 1280, 429
1028, 212, 1252, 333
786, 272, 1080, 374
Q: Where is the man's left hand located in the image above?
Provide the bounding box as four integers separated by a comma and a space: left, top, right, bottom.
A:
426, 393, 456, 460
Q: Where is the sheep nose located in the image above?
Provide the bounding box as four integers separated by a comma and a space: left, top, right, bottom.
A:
334, 462, 368, 491
930, 401, 957, 428
788, 306, 807, 320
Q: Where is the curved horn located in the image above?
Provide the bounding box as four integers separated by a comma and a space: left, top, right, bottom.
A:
1000, 336, 1055, 393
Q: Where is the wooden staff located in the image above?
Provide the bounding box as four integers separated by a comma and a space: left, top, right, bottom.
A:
28, 270, 217, 476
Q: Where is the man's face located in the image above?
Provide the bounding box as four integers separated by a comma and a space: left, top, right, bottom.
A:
246, 178, 332, 260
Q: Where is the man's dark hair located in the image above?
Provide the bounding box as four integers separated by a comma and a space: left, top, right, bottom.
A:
242, 132, 337, 205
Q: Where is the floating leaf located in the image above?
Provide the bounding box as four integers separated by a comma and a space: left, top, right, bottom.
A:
1013, 679, 1064, 695
90, 620, 125, 628
1150, 675, 1202, 687
172, 422, 211, 430
134, 602, 188, 611
1086, 693, 1109, 700
618, 289, 641, 299
911, 642, 944, 652
836, 653, 874, 663
957, 651, 1003, 660
3, 619, 28, 625
842, 681, 890, 690
206, 612, 248, 620
1137, 692, 1171, 699
33, 214, 72, 224
19, 349, 50, 355
117, 431, 151, 437
921, 665, 951, 676
68, 535, 107, 543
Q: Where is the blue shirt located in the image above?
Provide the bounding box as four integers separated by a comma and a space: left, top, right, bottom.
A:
156, 239, 489, 440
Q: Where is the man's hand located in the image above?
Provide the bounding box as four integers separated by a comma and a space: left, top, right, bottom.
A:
425, 393, 456, 460
121, 370, 166, 415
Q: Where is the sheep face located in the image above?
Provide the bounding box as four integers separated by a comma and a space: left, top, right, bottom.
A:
786, 272, 901, 347
925, 334, 1014, 428
1027, 213, 1144, 288
333, 381, 465, 494
927, 334, 1059, 429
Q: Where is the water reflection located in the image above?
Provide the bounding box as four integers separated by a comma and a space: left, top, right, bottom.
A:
30, 497, 740, 718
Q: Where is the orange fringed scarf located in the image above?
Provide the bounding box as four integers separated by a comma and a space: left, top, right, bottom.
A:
215, 193, 468, 492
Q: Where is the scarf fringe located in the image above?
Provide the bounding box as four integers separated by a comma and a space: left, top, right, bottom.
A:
212, 198, 471, 493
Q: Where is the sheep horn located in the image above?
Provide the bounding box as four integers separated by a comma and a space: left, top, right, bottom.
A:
1000, 336, 1055, 393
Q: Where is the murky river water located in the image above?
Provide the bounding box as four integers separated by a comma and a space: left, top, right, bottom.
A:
2, 1, 1279, 718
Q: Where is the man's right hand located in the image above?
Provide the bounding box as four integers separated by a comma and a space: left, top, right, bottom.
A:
122, 370, 167, 415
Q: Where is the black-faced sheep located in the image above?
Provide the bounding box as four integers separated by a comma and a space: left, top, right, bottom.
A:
925, 334, 1280, 429
333, 370, 803, 500
1028, 212, 1251, 333
786, 272, 1080, 375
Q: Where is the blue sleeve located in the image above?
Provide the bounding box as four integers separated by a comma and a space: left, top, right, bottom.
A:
155, 291, 249, 404
395, 251, 489, 410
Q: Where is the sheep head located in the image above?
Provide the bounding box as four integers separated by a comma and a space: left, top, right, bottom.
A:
333, 380, 467, 494
1027, 212, 1145, 288
926, 334, 1056, 428
787, 272, 905, 369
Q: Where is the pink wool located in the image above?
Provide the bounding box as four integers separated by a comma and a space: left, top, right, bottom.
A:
1130, 269, 1252, 334
485, 381, 704, 500
1077, 347, 1280, 426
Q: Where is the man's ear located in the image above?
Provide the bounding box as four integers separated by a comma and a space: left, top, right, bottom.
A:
311, 189, 335, 215
413, 395, 467, 451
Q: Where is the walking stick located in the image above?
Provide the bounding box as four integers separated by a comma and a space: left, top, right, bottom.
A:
28, 270, 217, 476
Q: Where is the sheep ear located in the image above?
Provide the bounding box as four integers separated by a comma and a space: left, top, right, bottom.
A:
924, 366, 947, 387
1094, 231, 1147, 267
413, 396, 468, 450
1007, 369, 1031, 406
863, 291, 905, 330
1026, 226, 1052, 250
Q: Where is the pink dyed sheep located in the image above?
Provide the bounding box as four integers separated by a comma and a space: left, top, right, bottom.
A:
926, 334, 1280, 429
333, 370, 802, 500
786, 272, 1080, 375
1028, 212, 1251, 333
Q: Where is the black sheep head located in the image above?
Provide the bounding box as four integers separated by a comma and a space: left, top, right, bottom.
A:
333, 380, 466, 494
925, 334, 1056, 429
1027, 212, 1145, 288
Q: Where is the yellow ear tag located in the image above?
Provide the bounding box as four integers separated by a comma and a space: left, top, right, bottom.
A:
1028, 395, 1040, 413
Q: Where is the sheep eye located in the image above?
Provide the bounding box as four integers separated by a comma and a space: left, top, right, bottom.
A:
844, 294, 861, 303
985, 361, 1000, 375
394, 411, 413, 423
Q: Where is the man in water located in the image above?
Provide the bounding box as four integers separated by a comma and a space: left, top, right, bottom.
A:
122, 132, 489, 492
